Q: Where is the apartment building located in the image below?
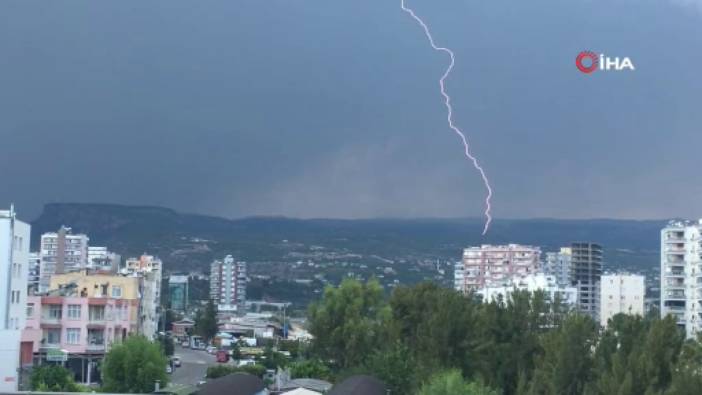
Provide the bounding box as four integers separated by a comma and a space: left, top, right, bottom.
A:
210, 255, 247, 312
544, 247, 572, 286
124, 255, 162, 339
87, 246, 120, 272
600, 273, 645, 326
456, 244, 541, 293
477, 273, 578, 308
570, 242, 603, 322
22, 271, 139, 383
660, 220, 702, 338
39, 227, 89, 292
28, 252, 40, 294
0, 206, 30, 391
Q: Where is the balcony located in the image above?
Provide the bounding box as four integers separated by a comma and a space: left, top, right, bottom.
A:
665, 270, 685, 277
86, 343, 105, 352
40, 316, 62, 326
665, 291, 686, 300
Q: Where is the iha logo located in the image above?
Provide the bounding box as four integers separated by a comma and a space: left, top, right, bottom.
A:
576, 51, 635, 74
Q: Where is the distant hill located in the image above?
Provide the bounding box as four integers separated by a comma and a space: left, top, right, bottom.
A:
30, 203, 666, 273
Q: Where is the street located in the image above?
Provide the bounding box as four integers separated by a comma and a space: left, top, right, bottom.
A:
169, 344, 217, 387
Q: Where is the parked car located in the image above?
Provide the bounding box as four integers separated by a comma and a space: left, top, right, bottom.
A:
166, 365, 173, 374
172, 356, 181, 367
181, 341, 189, 348
206, 346, 217, 354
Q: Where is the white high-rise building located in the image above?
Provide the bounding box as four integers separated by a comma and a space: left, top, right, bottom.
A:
477, 273, 578, 308
210, 255, 247, 312
600, 273, 645, 326
660, 220, 702, 338
39, 226, 89, 292
0, 206, 30, 390
456, 244, 541, 293
544, 247, 572, 286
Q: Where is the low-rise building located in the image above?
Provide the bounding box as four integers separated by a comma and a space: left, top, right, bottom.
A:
477, 273, 578, 308
171, 319, 194, 340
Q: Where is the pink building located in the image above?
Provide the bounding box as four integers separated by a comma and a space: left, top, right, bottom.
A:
24, 295, 137, 353
457, 244, 541, 292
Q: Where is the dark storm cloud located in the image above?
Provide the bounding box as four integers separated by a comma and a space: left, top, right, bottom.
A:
0, 0, 700, 221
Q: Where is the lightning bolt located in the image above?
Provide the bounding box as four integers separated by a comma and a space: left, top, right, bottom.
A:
400, 0, 493, 235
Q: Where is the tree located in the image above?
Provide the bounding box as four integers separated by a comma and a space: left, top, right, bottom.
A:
159, 334, 175, 356
307, 278, 390, 369
417, 370, 499, 395
388, 283, 480, 381
206, 364, 267, 379
526, 314, 598, 395
102, 335, 169, 393
290, 359, 332, 381
474, 290, 551, 394
362, 341, 417, 394
666, 335, 702, 395
195, 300, 219, 342
30, 365, 81, 392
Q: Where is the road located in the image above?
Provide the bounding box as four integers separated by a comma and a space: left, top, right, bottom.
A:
170, 344, 217, 387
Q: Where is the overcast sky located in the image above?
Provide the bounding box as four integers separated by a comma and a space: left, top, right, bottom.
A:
1, 0, 701, 221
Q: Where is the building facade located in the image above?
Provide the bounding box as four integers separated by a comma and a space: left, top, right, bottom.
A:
570, 242, 603, 322
600, 273, 645, 326
477, 273, 578, 308
28, 252, 40, 295
22, 271, 139, 384
0, 207, 30, 391
456, 244, 541, 293
39, 227, 89, 292
210, 255, 247, 312
660, 220, 702, 338
544, 247, 572, 286
169, 275, 189, 312
124, 255, 162, 339
87, 247, 120, 272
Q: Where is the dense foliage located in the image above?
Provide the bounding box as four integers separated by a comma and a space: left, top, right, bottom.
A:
205, 364, 267, 379
306, 279, 702, 395
101, 335, 169, 393
30, 365, 82, 392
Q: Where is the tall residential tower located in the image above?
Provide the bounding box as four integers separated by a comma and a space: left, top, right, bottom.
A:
210, 255, 247, 312
0, 207, 30, 390
570, 242, 603, 322
660, 220, 702, 338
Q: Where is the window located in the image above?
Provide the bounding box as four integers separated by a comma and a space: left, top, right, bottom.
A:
26, 303, 34, 318
120, 305, 128, 320
66, 328, 80, 345
67, 305, 81, 319
46, 329, 61, 345
49, 304, 62, 319
111, 286, 122, 298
